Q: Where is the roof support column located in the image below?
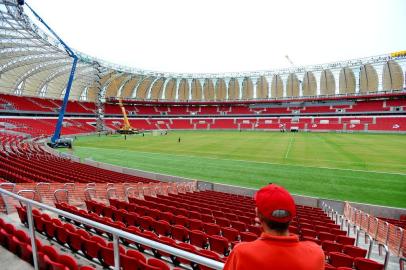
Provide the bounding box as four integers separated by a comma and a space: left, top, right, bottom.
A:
199, 79, 206, 100
175, 78, 181, 100
131, 76, 146, 98
313, 71, 321, 96
146, 77, 160, 99
251, 76, 258, 99
352, 67, 361, 93
237, 78, 244, 100
266, 76, 272, 99
160, 78, 169, 99
371, 63, 384, 91
280, 74, 289, 98
331, 69, 340, 95
188, 78, 193, 100
224, 78, 230, 100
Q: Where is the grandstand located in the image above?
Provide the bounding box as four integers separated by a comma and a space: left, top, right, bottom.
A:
0, 0, 405, 270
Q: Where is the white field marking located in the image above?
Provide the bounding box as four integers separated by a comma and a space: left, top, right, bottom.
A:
77, 146, 406, 176
284, 133, 295, 159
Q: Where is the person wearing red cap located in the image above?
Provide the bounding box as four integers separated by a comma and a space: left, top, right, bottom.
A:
223, 184, 325, 270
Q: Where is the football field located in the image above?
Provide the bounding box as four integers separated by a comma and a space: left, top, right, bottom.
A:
65, 131, 406, 208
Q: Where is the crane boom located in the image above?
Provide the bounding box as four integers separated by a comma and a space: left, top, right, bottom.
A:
117, 99, 138, 134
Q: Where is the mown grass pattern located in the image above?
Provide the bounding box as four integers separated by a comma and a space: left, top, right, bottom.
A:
64, 131, 406, 208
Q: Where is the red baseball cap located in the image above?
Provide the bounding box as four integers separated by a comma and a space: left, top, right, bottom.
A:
254, 184, 296, 223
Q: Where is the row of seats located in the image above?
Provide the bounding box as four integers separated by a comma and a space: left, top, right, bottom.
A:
0, 94, 95, 113
1, 116, 405, 135
48, 203, 222, 270
0, 138, 157, 184
377, 216, 406, 229
0, 216, 94, 270
87, 199, 258, 257
0, 118, 96, 137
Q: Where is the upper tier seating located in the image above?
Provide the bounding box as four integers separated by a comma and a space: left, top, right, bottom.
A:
1, 93, 405, 117
0, 94, 94, 114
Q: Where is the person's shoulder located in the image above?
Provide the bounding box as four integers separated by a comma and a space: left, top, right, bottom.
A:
299, 240, 324, 252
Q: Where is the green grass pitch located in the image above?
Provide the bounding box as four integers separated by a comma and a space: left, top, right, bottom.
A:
65, 131, 406, 208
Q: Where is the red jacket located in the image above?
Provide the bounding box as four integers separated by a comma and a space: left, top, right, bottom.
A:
224, 233, 325, 270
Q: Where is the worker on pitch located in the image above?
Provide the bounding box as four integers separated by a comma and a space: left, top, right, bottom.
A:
178, 137, 181, 143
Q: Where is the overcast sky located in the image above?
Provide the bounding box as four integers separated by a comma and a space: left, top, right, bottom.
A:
26, 0, 406, 73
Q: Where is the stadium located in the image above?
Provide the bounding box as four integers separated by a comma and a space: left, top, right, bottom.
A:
0, 0, 405, 269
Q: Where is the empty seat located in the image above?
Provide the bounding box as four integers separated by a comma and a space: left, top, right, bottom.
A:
240, 231, 258, 242
318, 232, 336, 242
203, 223, 221, 236
153, 220, 171, 236
321, 241, 343, 255
342, 245, 367, 258
329, 252, 354, 268
121, 249, 147, 270
354, 257, 384, 270
171, 225, 189, 242
173, 242, 197, 266
188, 219, 204, 231
216, 217, 230, 227
335, 235, 355, 245
209, 235, 230, 256
221, 227, 239, 242
230, 221, 246, 232
189, 230, 208, 248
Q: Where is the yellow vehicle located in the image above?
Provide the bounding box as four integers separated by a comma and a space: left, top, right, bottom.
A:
117, 99, 139, 134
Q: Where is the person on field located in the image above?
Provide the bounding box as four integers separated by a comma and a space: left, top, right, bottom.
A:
223, 184, 325, 270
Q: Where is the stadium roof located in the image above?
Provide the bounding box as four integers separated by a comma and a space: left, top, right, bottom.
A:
0, 0, 405, 102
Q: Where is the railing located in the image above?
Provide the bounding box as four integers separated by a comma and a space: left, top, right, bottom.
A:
107, 89, 406, 104
0, 187, 225, 270
344, 202, 406, 258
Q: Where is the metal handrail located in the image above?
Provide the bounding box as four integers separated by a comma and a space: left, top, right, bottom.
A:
84, 188, 96, 201
366, 234, 374, 259
54, 188, 69, 204
106, 187, 118, 200
0, 187, 224, 270
396, 227, 404, 256
64, 182, 75, 191
0, 182, 15, 214
383, 221, 390, 245
378, 243, 390, 270
35, 182, 50, 203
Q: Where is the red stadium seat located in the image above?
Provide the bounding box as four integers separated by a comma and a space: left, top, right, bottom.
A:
189, 230, 208, 248
354, 257, 384, 270
321, 241, 343, 255
188, 218, 204, 231
121, 249, 147, 270
240, 231, 258, 242
153, 220, 171, 236
230, 220, 246, 232
329, 252, 354, 268
82, 235, 107, 260
171, 225, 189, 242
173, 242, 197, 266
209, 235, 230, 256
336, 235, 355, 245
342, 245, 367, 258
98, 242, 125, 267
318, 232, 336, 242
221, 227, 239, 242
57, 255, 79, 270
203, 223, 221, 236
